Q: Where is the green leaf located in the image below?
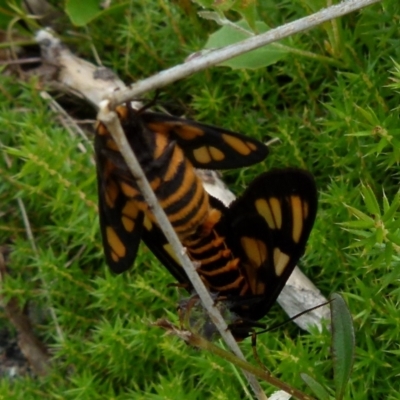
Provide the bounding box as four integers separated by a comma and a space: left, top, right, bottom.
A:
331, 293, 355, 400
300, 373, 330, 400
382, 191, 400, 223
375, 226, 384, 244
386, 218, 400, 231
65, 0, 101, 26
346, 130, 376, 137
355, 105, 380, 126
344, 205, 375, 225
361, 184, 381, 216
386, 232, 400, 246
339, 220, 375, 229
382, 191, 390, 214
384, 241, 393, 266
205, 20, 288, 69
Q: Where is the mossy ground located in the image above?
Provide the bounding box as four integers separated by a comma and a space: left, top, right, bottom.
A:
0, 1, 399, 399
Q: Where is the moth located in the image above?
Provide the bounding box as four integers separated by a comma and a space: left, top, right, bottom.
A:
95, 104, 317, 338
95, 103, 269, 273
149, 168, 318, 338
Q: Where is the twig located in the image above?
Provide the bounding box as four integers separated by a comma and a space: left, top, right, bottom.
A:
155, 319, 315, 400
97, 102, 268, 400
109, 0, 382, 107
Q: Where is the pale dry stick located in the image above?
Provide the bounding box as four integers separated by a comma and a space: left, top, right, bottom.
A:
109, 0, 382, 107
97, 103, 268, 400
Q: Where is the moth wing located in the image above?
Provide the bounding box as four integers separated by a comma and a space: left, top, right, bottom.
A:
95, 132, 144, 274
224, 168, 318, 321
140, 112, 269, 169
141, 216, 190, 287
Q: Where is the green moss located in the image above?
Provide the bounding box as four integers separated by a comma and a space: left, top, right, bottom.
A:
0, 0, 400, 398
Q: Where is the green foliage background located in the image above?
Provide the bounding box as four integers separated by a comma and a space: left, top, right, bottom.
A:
0, 0, 400, 398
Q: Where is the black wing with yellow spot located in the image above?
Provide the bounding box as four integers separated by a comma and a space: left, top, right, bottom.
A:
140, 215, 188, 284
138, 167, 317, 319
95, 126, 145, 274
221, 168, 318, 322
137, 168, 318, 341
140, 112, 269, 169
95, 104, 269, 275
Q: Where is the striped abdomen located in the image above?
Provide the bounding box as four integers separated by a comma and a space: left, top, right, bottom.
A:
182, 231, 249, 296
97, 105, 215, 240
96, 105, 248, 294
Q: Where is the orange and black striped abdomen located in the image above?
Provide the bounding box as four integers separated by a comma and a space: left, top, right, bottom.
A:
116, 105, 212, 240
96, 105, 250, 291
182, 230, 249, 296
96, 105, 318, 340
96, 102, 271, 281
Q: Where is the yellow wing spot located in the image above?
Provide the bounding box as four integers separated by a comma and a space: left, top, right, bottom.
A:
143, 216, 152, 230
174, 123, 204, 140
120, 181, 140, 198
241, 261, 257, 294
240, 236, 267, 268
273, 248, 290, 276
269, 197, 282, 229
111, 251, 119, 262
147, 122, 169, 135
209, 146, 225, 161
121, 216, 135, 232
122, 200, 139, 219
255, 280, 266, 296
255, 198, 275, 229
303, 200, 309, 219
96, 122, 108, 136
115, 105, 129, 121
105, 180, 119, 208
291, 196, 303, 243
163, 244, 181, 266
193, 146, 211, 164
106, 139, 119, 151
106, 226, 126, 258
138, 201, 150, 212
222, 134, 251, 155
246, 141, 257, 151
